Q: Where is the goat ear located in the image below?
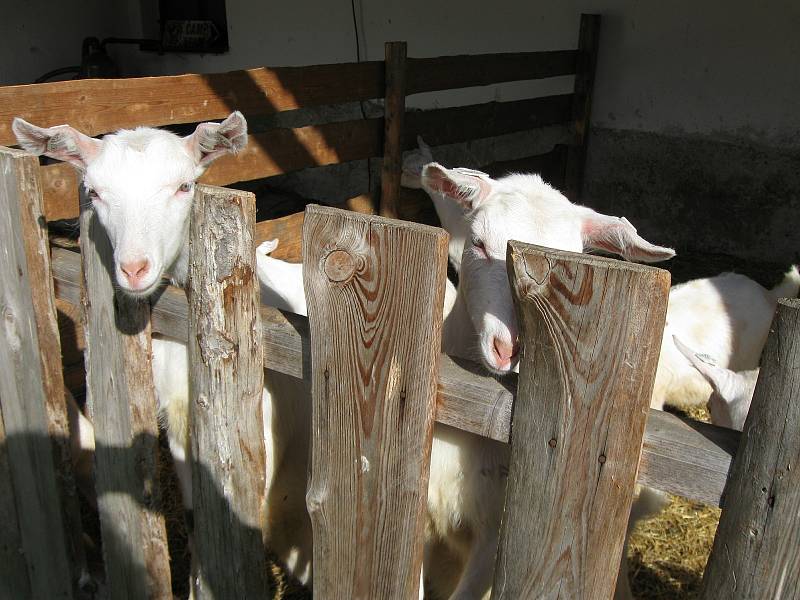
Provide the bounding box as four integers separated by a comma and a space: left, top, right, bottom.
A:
12, 117, 101, 170
185, 111, 248, 167
421, 163, 493, 212
400, 136, 434, 189
672, 335, 740, 399
581, 210, 675, 263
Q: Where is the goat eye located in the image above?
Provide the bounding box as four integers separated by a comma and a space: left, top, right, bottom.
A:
178, 182, 194, 194
471, 236, 485, 250
86, 188, 101, 202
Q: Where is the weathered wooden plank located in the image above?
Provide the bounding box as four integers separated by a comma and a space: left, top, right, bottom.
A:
302, 204, 448, 598
187, 184, 269, 598
0, 393, 32, 599
564, 14, 601, 201
406, 50, 578, 95
0, 61, 385, 146
49, 246, 738, 508
492, 242, 669, 599
380, 41, 408, 219
638, 409, 738, 507
12, 146, 88, 585
0, 146, 77, 599
701, 298, 800, 599
403, 94, 573, 148
79, 199, 171, 599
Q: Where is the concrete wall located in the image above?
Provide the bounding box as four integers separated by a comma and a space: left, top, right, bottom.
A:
3, 0, 798, 268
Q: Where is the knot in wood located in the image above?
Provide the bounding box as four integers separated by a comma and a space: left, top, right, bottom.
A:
324, 249, 356, 283
598, 454, 607, 464
548, 438, 557, 448
523, 254, 552, 285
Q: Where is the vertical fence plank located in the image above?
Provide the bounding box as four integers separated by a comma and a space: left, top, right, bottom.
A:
380, 41, 408, 219
564, 14, 601, 201
0, 393, 32, 599
303, 204, 448, 599
0, 146, 77, 598
80, 198, 171, 599
492, 242, 669, 599
187, 184, 268, 598
701, 298, 800, 598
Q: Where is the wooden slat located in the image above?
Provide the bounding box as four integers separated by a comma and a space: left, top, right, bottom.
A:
701, 298, 800, 598
79, 201, 171, 599
0, 61, 385, 146
380, 41, 408, 219
254, 211, 306, 262
13, 146, 87, 583
406, 50, 578, 95
564, 14, 601, 201
49, 246, 737, 508
491, 242, 669, 599
403, 94, 573, 149
187, 184, 269, 598
0, 371, 32, 599
303, 205, 448, 598
638, 409, 738, 507
0, 147, 77, 598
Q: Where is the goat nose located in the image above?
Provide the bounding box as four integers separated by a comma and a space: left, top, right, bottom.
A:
120, 258, 150, 281
493, 337, 519, 362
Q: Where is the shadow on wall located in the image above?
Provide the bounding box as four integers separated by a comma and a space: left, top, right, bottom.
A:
583, 127, 800, 286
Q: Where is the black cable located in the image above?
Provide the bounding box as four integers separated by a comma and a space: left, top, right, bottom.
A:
34, 66, 80, 84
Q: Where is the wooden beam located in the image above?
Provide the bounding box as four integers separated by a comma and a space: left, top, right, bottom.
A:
0, 62, 385, 146
302, 205, 448, 598
406, 50, 577, 95
80, 199, 171, 599
701, 298, 800, 598
0, 147, 80, 598
49, 246, 739, 509
187, 185, 269, 598
380, 41, 408, 219
564, 14, 601, 201
491, 242, 669, 599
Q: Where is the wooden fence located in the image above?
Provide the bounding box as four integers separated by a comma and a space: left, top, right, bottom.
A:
2, 139, 800, 597
2, 13, 799, 599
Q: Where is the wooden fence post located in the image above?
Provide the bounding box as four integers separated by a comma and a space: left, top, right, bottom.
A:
564, 13, 601, 201
187, 184, 268, 598
0, 146, 85, 598
80, 196, 171, 599
492, 242, 669, 599
303, 204, 448, 598
700, 298, 800, 598
380, 41, 408, 219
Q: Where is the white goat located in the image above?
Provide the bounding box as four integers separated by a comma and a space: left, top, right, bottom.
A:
674, 336, 760, 431
651, 268, 799, 410
415, 163, 675, 600
13, 114, 314, 588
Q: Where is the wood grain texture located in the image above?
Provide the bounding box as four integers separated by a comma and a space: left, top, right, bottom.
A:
0, 147, 76, 599
12, 147, 88, 584
50, 246, 739, 508
0, 356, 32, 600
406, 50, 577, 95
492, 241, 669, 599
79, 201, 171, 599
700, 298, 800, 599
0, 62, 385, 145
380, 41, 408, 219
187, 184, 269, 599
564, 14, 601, 201
302, 204, 448, 599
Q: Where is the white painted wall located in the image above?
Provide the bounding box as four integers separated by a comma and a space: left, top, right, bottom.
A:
3, 0, 798, 148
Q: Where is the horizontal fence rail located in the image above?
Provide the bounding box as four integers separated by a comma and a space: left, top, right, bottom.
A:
50, 246, 739, 507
